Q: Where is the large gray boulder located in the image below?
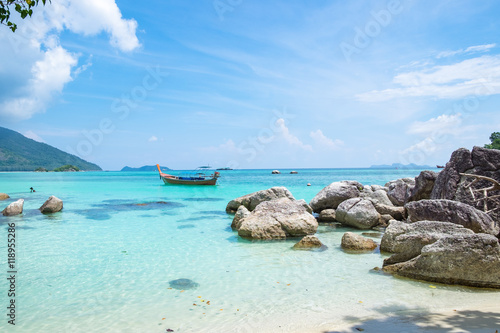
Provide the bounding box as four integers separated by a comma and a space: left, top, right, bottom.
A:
237, 198, 318, 240
383, 233, 500, 289
406, 199, 499, 235
385, 178, 415, 206
408, 170, 438, 202
2, 199, 24, 216
341, 232, 378, 251
361, 187, 394, 206
431, 146, 500, 222
381, 220, 474, 266
335, 198, 381, 229
318, 209, 336, 222
370, 201, 405, 220
39, 196, 63, 214
231, 205, 251, 230
292, 235, 324, 249
0, 193, 9, 200
226, 187, 295, 213
309, 181, 363, 213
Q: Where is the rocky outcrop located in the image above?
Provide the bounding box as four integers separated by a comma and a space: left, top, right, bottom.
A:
406, 199, 499, 235
385, 178, 415, 206
408, 170, 438, 202
309, 181, 363, 213
431, 146, 500, 222
381, 220, 474, 266
371, 201, 405, 220
361, 187, 393, 206
39, 196, 63, 214
231, 205, 251, 230
292, 235, 324, 249
226, 187, 295, 213
0, 193, 9, 200
383, 234, 500, 289
236, 198, 318, 240
272, 170, 281, 174
335, 198, 381, 229
2, 199, 24, 216
318, 209, 336, 222
341, 232, 378, 251
296, 199, 313, 214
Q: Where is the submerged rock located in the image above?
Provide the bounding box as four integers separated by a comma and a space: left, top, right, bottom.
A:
0, 193, 9, 200
309, 181, 363, 213
226, 187, 295, 214
335, 198, 381, 229
383, 233, 500, 289
169, 278, 199, 290
237, 198, 318, 240
341, 232, 378, 251
39, 196, 63, 214
405, 199, 498, 235
292, 235, 325, 250
2, 199, 24, 216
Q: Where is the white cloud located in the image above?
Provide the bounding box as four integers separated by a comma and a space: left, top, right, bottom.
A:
0, 0, 140, 120
24, 130, 45, 143
148, 136, 158, 142
407, 114, 462, 135
437, 43, 496, 59
310, 129, 344, 150
0, 46, 78, 120
275, 118, 313, 151
45, 0, 140, 52
401, 137, 437, 155
357, 55, 500, 102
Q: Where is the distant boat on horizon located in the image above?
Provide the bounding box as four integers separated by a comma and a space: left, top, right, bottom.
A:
156, 164, 220, 185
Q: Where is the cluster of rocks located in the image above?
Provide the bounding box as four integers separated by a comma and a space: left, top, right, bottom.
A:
225, 146, 500, 289
1, 194, 63, 216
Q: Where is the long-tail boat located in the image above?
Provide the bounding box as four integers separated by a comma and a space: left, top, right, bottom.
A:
156, 164, 220, 185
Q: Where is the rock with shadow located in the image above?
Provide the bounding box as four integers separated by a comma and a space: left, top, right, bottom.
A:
383, 233, 500, 289
226, 186, 295, 214
236, 198, 318, 240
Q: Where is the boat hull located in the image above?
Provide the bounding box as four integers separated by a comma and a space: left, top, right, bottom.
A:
161, 176, 218, 185
156, 164, 219, 185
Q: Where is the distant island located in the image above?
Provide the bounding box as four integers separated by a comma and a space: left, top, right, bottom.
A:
370, 163, 432, 169
121, 165, 171, 172
0, 126, 102, 171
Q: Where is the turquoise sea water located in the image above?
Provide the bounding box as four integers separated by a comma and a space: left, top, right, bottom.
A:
1, 169, 499, 333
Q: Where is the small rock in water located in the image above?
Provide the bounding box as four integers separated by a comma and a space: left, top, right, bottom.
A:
168, 278, 199, 290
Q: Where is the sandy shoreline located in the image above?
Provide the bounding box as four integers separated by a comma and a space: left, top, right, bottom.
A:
308, 304, 500, 333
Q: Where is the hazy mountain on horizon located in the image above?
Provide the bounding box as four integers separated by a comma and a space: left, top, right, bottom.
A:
121, 165, 171, 172
370, 163, 433, 169
0, 126, 102, 171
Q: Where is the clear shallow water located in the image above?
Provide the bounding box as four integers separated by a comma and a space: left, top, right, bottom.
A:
0, 169, 499, 333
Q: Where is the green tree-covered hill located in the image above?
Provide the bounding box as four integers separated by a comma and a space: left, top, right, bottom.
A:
0, 126, 102, 171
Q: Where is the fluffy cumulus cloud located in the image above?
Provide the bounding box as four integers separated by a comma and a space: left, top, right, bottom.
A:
0, 0, 140, 120
275, 118, 313, 151
358, 53, 500, 102
310, 129, 344, 150
402, 113, 467, 158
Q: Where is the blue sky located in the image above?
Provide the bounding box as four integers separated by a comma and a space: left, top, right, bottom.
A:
1, 0, 500, 170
